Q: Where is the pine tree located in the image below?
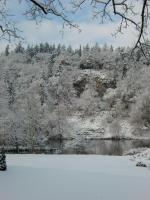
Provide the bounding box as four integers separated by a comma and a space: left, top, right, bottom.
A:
5, 45, 9, 56
39, 43, 45, 53
6, 81, 16, 109
34, 44, 40, 54
85, 44, 90, 51
0, 148, 7, 171
110, 45, 114, 52
67, 45, 73, 54
79, 45, 82, 57
57, 44, 61, 55
15, 42, 24, 53
103, 43, 108, 51
44, 42, 50, 52
26, 45, 35, 60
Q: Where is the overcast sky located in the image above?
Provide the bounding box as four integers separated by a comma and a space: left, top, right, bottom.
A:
0, 0, 144, 51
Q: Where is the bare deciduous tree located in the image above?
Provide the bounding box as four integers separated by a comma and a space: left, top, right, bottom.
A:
72, 0, 150, 51
0, 0, 20, 41
0, 0, 78, 41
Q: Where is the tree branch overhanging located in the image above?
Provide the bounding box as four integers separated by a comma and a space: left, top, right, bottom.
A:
0, 0, 150, 56
28, 0, 79, 29
72, 0, 149, 53
30, 0, 49, 14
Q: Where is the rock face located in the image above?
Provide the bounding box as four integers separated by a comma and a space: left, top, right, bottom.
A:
73, 75, 87, 97
0, 149, 7, 171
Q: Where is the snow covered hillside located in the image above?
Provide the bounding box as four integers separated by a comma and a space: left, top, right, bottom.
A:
0, 43, 150, 148
0, 154, 150, 200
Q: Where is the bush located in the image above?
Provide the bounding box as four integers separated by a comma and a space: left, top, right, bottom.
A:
0, 149, 7, 171
109, 120, 121, 139
130, 93, 150, 127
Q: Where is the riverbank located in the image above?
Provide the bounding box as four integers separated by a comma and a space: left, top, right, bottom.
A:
1, 138, 150, 155
124, 148, 150, 168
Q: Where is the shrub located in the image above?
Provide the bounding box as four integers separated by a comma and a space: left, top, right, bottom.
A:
130, 93, 150, 128
0, 149, 7, 171
109, 120, 121, 139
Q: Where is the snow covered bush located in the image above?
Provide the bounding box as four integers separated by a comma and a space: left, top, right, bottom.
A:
103, 88, 117, 109
0, 149, 7, 171
130, 93, 150, 128
109, 120, 121, 139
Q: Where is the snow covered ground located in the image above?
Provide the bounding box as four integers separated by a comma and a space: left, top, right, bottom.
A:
0, 155, 150, 200
125, 148, 150, 168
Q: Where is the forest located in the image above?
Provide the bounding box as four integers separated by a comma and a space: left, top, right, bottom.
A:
0, 42, 150, 150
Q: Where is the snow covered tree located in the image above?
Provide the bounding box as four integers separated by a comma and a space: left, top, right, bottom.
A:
15, 42, 24, 54
6, 81, 16, 109
39, 82, 47, 106
5, 45, 9, 56
67, 45, 73, 54
0, 148, 7, 171
25, 96, 42, 151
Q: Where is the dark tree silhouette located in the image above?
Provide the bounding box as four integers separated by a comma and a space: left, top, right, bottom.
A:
0, 148, 7, 171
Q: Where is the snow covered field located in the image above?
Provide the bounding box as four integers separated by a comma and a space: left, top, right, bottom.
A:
0, 155, 150, 200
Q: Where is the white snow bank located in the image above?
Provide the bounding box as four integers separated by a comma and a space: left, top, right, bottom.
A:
126, 148, 150, 168
67, 114, 107, 139
0, 155, 150, 200
68, 114, 134, 139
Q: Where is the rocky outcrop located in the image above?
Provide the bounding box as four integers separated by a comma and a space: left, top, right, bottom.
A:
73, 75, 88, 97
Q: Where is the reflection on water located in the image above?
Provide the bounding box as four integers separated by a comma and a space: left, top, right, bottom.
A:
2, 139, 150, 155
52, 139, 150, 155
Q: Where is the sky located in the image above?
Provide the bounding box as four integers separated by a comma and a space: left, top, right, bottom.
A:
0, 0, 145, 51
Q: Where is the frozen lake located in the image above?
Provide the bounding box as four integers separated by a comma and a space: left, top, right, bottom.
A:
0, 154, 150, 200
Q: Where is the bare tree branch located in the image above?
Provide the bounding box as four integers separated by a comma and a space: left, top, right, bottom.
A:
72, 0, 150, 55
30, 0, 49, 14
28, 0, 79, 29
0, 0, 150, 56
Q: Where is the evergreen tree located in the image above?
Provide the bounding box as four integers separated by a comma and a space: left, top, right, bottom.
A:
52, 44, 56, 52
15, 42, 24, 53
44, 42, 50, 52
103, 43, 108, 51
110, 45, 114, 52
79, 45, 82, 57
6, 81, 16, 109
135, 49, 141, 62
0, 148, 7, 171
57, 44, 61, 55
34, 44, 40, 54
5, 44, 9, 56
85, 44, 90, 51
39, 43, 45, 53
61, 45, 66, 53
39, 83, 47, 105
26, 45, 36, 61
67, 45, 73, 54
49, 45, 53, 53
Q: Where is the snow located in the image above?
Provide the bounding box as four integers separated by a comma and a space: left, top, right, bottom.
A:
68, 114, 135, 139
68, 114, 108, 139
0, 154, 150, 200
126, 148, 150, 168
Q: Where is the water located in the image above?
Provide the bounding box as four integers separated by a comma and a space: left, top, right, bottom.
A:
61, 139, 150, 155
2, 139, 150, 155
